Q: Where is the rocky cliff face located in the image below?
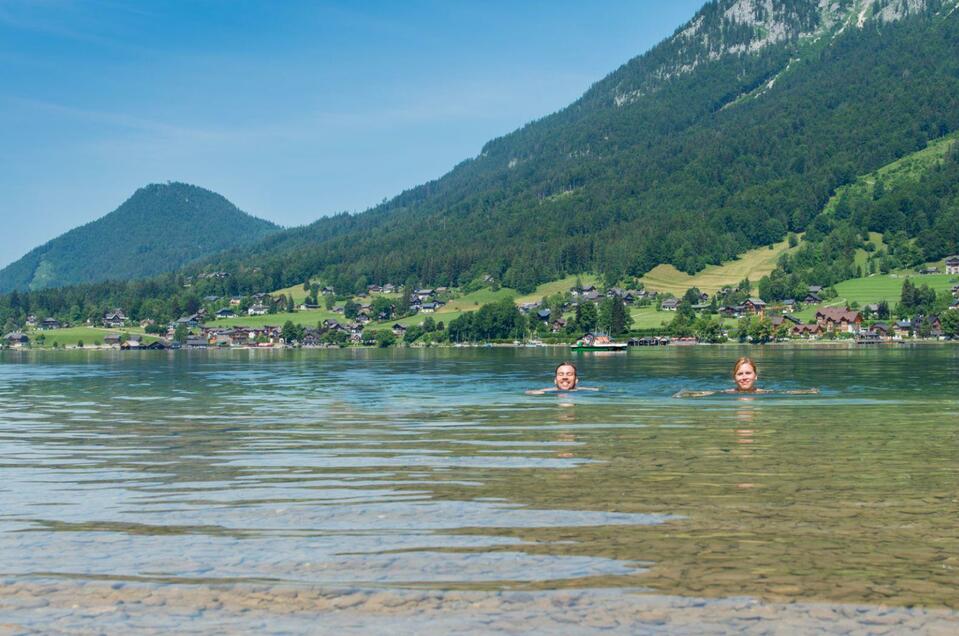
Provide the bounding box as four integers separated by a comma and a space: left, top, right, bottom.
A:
611, 0, 954, 107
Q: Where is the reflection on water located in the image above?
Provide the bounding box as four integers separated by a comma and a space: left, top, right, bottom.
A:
1, 346, 958, 633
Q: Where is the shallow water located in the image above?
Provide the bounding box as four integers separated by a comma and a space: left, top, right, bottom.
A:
1, 346, 958, 634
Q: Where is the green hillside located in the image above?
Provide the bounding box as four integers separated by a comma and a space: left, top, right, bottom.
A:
0, 183, 280, 293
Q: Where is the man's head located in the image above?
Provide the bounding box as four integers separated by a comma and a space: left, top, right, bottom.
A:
554, 362, 578, 391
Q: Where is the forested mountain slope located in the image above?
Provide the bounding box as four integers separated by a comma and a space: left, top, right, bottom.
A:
198, 0, 959, 293
0, 183, 279, 292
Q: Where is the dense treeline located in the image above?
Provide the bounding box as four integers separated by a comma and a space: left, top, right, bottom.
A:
759, 141, 959, 300
3, 2, 959, 325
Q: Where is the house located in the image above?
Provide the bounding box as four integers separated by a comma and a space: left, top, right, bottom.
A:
145, 340, 167, 350
606, 288, 625, 299
869, 322, 892, 338
229, 297, 243, 307
808, 285, 824, 294
420, 302, 440, 313
720, 305, 744, 318
550, 318, 567, 333
946, 256, 959, 275
392, 323, 408, 337
3, 332, 29, 346
176, 313, 201, 328
203, 295, 220, 303
781, 299, 796, 309
321, 286, 335, 295
103, 309, 127, 328
744, 298, 767, 316
770, 314, 802, 330
25, 315, 38, 328
216, 308, 237, 319
804, 292, 823, 304
698, 292, 710, 303
660, 298, 679, 311
536, 308, 551, 321
815, 307, 863, 334
185, 336, 208, 348
39, 317, 62, 330
580, 290, 601, 302
103, 333, 121, 347
367, 284, 383, 294
792, 323, 822, 338
894, 320, 913, 337
248, 304, 268, 316
919, 267, 939, 275
299, 303, 319, 311
922, 315, 943, 337
518, 302, 539, 314
140, 319, 156, 329
382, 284, 397, 293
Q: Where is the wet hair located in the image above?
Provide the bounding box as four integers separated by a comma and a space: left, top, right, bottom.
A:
732, 357, 758, 379
555, 361, 578, 387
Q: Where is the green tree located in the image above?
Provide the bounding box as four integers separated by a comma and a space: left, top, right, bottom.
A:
574, 302, 598, 334
940, 310, 959, 338
344, 300, 360, 320
324, 294, 336, 310
174, 323, 188, 343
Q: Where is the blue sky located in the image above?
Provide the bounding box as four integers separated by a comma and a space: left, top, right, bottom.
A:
0, 0, 704, 268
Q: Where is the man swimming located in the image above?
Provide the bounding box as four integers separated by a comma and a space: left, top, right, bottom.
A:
526, 362, 599, 395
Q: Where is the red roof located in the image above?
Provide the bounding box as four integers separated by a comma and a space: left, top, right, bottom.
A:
815, 307, 861, 323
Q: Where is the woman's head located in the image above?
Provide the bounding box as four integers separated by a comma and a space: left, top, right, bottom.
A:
732, 357, 758, 392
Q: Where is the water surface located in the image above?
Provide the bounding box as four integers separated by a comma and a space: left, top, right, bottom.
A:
1, 346, 958, 633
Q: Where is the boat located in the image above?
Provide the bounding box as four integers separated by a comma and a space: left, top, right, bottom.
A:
570, 333, 628, 352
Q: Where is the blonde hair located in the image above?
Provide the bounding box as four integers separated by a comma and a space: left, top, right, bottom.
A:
732, 357, 758, 379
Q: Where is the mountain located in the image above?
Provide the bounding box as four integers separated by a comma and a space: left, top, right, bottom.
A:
192, 0, 959, 294
0, 183, 280, 292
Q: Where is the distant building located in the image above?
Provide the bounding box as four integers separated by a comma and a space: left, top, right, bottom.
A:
815, 307, 862, 334
247, 304, 268, 316
660, 298, 679, 311
39, 317, 62, 330
946, 256, 959, 275
103, 309, 127, 328
744, 298, 766, 317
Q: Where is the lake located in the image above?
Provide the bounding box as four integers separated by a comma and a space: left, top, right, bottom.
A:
1, 346, 958, 634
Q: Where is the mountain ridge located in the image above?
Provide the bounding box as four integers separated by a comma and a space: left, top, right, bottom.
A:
0, 183, 280, 292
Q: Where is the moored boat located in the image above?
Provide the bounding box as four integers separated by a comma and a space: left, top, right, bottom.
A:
571, 333, 628, 352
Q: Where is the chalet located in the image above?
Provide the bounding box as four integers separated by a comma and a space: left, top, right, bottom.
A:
103, 333, 121, 347
946, 256, 959, 275
367, 284, 383, 294
895, 320, 913, 337
203, 295, 220, 303
808, 285, 824, 294
518, 302, 539, 314
550, 318, 567, 333
185, 336, 208, 349
229, 297, 242, 307
356, 314, 372, 325
103, 310, 127, 328
247, 304, 268, 316
580, 290, 601, 302
321, 286, 335, 295
792, 323, 822, 338
25, 315, 38, 328
301, 329, 322, 347
923, 315, 944, 337
420, 302, 440, 313
869, 322, 892, 338
815, 307, 862, 334
482, 274, 495, 283
770, 314, 802, 330
804, 292, 823, 304
435, 287, 448, 294
392, 323, 408, 337
781, 299, 796, 309
623, 290, 641, 304
40, 317, 62, 330
299, 302, 320, 311
216, 308, 236, 319
744, 298, 766, 316
210, 333, 233, 347
414, 289, 434, 299
698, 292, 710, 303
3, 332, 29, 346
720, 305, 744, 318
536, 308, 552, 321
919, 267, 940, 275
252, 292, 269, 301
145, 340, 167, 350
660, 298, 679, 311
323, 319, 344, 331
176, 313, 201, 328
382, 284, 397, 293
606, 288, 625, 299
140, 319, 156, 329
571, 285, 596, 297
863, 304, 880, 316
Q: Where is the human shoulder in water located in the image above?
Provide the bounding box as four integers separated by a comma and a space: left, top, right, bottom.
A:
525, 361, 600, 395
673, 357, 818, 398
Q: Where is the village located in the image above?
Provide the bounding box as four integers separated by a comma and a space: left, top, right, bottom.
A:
3, 254, 958, 349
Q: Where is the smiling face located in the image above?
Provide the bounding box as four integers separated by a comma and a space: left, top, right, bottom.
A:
554, 363, 578, 391
733, 361, 758, 392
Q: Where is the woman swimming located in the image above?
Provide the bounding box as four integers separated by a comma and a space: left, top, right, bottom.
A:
674, 357, 818, 398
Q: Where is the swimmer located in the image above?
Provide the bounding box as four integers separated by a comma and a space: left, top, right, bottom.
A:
673, 357, 818, 398
526, 362, 600, 395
